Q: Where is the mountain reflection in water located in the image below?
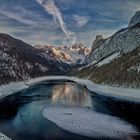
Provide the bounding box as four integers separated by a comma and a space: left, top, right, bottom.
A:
51, 83, 92, 108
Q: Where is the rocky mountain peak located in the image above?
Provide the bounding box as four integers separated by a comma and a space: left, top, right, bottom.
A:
129, 11, 140, 27
70, 43, 85, 50
94, 35, 104, 41
91, 35, 104, 51
35, 43, 90, 65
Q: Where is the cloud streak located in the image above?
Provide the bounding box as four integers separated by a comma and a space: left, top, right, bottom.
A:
36, 0, 76, 44
74, 15, 90, 28
0, 11, 36, 26
1, 0, 140, 47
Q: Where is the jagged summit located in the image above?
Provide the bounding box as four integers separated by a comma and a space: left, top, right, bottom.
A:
91, 35, 105, 51
35, 43, 90, 64
129, 11, 140, 27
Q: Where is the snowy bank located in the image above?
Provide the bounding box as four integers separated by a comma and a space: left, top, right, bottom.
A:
0, 76, 140, 102
0, 133, 11, 140
42, 106, 137, 139
36, 76, 140, 102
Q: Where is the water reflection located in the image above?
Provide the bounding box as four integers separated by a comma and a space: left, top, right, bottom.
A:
0, 79, 139, 140
51, 83, 93, 108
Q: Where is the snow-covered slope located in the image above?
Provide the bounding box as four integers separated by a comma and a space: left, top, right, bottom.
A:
86, 26, 140, 64
35, 43, 90, 64
86, 11, 140, 64
0, 33, 66, 85
73, 11, 140, 88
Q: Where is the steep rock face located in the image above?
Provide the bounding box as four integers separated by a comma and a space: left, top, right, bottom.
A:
91, 35, 104, 51
0, 33, 63, 85
86, 26, 140, 64
86, 11, 140, 64
73, 11, 140, 88
129, 11, 140, 27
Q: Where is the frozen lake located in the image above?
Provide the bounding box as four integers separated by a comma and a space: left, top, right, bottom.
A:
0, 77, 140, 140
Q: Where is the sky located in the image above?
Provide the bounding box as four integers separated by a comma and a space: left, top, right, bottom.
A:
0, 0, 140, 47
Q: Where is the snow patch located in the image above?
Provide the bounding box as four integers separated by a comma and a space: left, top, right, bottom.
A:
79, 52, 120, 70
78, 60, 97, 70
42, 106, 137, 139
0, 82, 28, 98
0, 133, 11, 140
96, 52, 120, 67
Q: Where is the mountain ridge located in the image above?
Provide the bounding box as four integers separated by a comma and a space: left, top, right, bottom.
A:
72, 11, 140, 88
0, 33, 67, 85
34, 43, 90, 65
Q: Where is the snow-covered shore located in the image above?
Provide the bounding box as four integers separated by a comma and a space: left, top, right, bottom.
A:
0, 76, 139, 139
0, 76, 140, 102
42, 106, 137, 139
0, 133, 11, 140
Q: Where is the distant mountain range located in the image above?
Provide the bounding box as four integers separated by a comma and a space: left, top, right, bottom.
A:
34, 44, 90, 65
73, 11, 140, 88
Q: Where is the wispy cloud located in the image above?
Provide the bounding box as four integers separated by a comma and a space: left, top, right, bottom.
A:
74, 15, 90, 28
0, 11, 36, 26
0, 4, 59, 28
0, 0, 140, 47
36, 0, 76, 44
